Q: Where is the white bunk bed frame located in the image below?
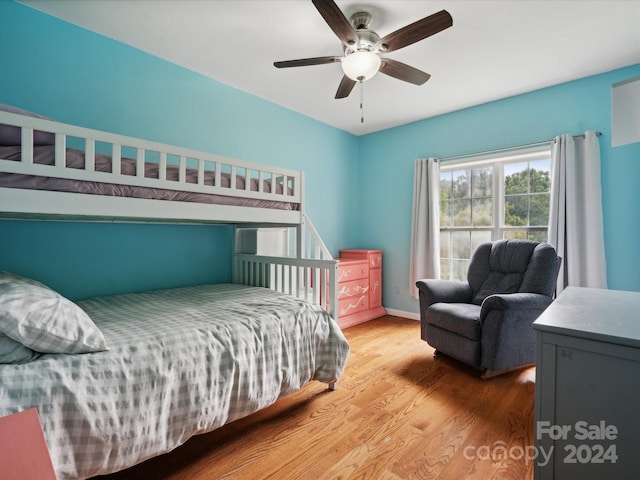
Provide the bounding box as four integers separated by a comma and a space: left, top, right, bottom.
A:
0, 109, 338, 320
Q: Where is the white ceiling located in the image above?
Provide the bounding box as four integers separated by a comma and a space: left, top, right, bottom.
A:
21, 0, 640, 136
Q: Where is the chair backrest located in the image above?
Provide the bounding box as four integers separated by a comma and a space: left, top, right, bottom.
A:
467, 239, 561, 305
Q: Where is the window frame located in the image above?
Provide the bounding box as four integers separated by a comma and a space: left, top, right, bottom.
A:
439, 145, 552, 280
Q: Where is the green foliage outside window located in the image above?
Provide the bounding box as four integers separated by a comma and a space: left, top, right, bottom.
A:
504, 167, 550, 228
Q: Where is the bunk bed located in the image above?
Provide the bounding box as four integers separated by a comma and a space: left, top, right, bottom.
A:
0, 105, 347, 480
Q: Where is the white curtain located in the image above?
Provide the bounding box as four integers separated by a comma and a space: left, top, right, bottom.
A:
409, 158, 440, 298
548, 131, 607, 293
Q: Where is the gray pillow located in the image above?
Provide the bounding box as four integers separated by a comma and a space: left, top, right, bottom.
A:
0, 103, 55, 146
0, 333, 40, 364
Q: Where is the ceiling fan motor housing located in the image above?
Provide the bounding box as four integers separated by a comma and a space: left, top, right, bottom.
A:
346, 11, 380, 54
350, 11, 373, 30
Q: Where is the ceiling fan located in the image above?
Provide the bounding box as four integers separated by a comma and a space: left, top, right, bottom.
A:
274, 0, 453, 99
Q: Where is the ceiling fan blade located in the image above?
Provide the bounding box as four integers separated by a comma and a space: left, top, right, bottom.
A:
375, 10, 452, 53
335, 75, 356, 99
312, 0, 359, 47
379, 59, 431, 85
274, 56, 341, 68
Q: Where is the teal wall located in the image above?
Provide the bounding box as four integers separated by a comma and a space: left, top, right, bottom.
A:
0, 220, 232, 299
0, 1, 359, 299
1, 2, 639, 311
359, 64, 640, 314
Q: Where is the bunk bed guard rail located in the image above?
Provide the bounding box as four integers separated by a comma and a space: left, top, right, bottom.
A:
234, 254, 339, 321
0, 109, 302, 223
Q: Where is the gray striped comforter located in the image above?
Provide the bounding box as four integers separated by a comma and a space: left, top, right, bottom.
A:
0, 283, 349, 479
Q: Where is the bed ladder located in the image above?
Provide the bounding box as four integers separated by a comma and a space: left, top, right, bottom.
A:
298, 214, 332, 260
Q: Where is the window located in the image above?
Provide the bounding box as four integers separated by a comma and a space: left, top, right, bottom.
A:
439, 147, 551, 281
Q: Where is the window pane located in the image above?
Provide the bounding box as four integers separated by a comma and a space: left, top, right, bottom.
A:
440, 200, 452, 228
504, 230, 527, 240
452, 260, 468, 282
453, 199, 471, 226
471, 167, 492, 198
529, 230, 548, 242
452, 170, 470, 199
471, 230, 492, 252
505, 194, 528, 226
440, 172, 453, 200
472, 198, 493, 226
440, 258, 452, 280
530, 159, 551, 193
505, 162, 528, 194
440, 231, 451, 259
530, 193, 550, 226
452, 231, 471, 261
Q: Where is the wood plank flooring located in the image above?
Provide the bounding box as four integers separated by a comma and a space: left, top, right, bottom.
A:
93, 315, 535, 480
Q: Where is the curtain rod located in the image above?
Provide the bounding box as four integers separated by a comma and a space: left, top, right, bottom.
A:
438, 131, 601, 163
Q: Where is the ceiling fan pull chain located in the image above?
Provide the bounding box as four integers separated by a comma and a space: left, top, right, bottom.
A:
359, 79, 365, 123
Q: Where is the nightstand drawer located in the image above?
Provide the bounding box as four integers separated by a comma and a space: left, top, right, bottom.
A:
337, 279, 369, 300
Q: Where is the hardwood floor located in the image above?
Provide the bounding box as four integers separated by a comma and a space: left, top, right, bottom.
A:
93, 316, 535, 480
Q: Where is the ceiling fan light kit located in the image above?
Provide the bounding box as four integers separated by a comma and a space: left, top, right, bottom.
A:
274, 0, 453, 115
342, 50, 381, 82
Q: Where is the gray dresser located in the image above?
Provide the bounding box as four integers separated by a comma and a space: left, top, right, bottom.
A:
533, 286, 640, 479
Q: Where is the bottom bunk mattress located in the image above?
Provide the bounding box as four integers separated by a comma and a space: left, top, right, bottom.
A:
0, 283, 350, 480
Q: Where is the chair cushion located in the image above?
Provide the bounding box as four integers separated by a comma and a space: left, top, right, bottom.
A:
427, 302, 482, 340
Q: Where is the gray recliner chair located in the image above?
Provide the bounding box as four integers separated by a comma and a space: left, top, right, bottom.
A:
416, 239, 561, 378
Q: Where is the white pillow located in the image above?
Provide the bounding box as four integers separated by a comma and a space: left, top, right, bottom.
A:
0, 276, 108, 354
0, 270, 50, 289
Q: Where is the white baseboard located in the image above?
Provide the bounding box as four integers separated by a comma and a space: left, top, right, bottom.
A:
383, 308, 420, 321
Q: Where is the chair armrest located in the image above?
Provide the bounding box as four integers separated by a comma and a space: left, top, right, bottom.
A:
480, 292, 553, 322
479, 293, 554, 370
416, 279, 473, 306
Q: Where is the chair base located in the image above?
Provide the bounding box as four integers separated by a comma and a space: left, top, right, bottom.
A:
433, 349, 532, 380
480, 363, 534, 380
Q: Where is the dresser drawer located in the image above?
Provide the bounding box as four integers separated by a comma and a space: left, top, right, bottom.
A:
337, 260, 369, 283
340, 249, 382, 269
338, 293, 369, 317
337, 278, 369, 300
